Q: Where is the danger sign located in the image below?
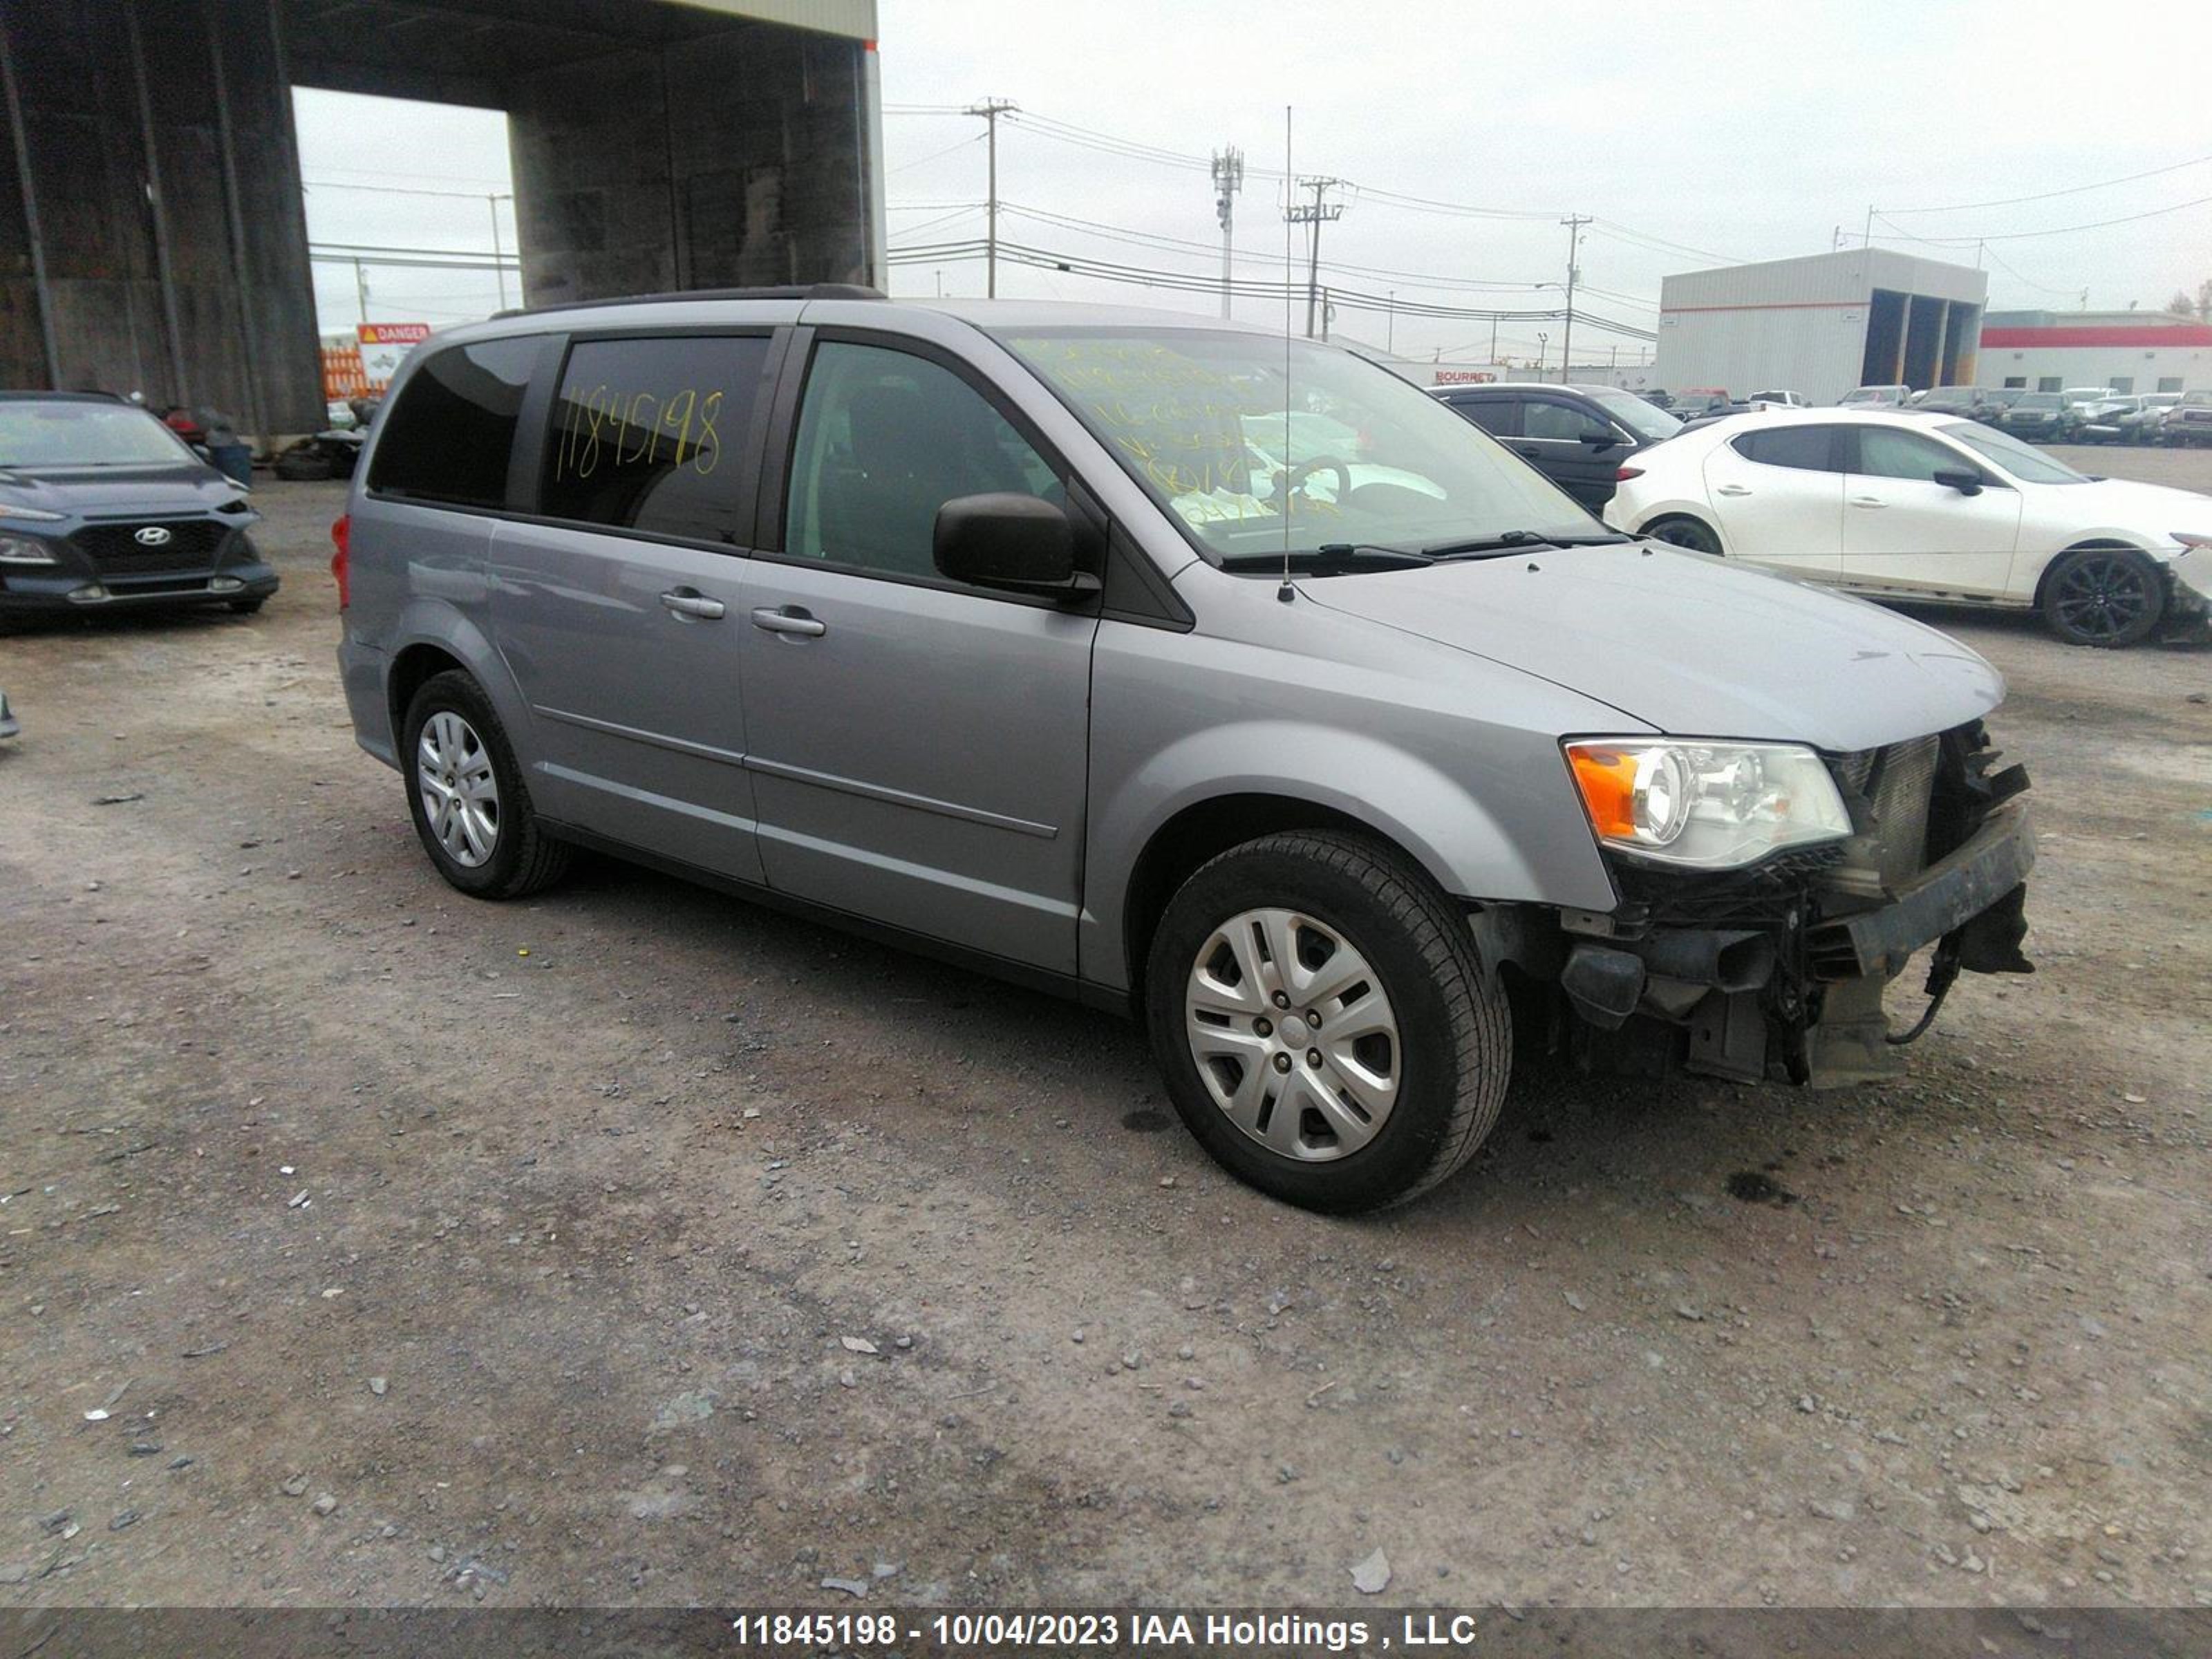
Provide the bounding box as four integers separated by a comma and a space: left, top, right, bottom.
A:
357, 322, 431, 385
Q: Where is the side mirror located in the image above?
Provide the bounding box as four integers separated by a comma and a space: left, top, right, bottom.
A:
1932, 469, 1984, 496
933, 493, 1099, 601
1580, 431, 1620, 451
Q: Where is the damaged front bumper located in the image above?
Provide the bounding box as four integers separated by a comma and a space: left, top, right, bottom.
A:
1524, 722, 2034, 1088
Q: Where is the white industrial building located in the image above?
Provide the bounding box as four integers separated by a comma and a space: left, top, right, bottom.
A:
1978, 311, 2212, 395
1651, 249, 1988, 404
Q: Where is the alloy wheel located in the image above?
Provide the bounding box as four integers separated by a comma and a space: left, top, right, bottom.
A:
2053, 552, 2153, 644
1183, 907, 1400, 1161
417, 710, 500, 868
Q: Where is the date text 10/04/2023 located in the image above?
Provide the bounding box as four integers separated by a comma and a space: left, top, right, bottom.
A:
727, 1612, 1519, 1651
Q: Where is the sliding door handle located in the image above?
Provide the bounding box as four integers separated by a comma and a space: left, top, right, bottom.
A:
751, 606, 827, 638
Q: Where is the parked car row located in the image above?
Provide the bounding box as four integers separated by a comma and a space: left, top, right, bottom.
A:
1602, 406, 2212, 648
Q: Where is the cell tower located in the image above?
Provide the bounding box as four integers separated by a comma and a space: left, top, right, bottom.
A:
1211, 147, 1244, 319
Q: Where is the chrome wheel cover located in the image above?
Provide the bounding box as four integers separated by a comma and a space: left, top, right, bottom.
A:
417, 710, 500, 868
1183, 906, 1401, 1161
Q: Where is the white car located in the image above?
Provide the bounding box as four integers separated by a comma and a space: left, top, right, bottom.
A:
1602, 408, 2212, 646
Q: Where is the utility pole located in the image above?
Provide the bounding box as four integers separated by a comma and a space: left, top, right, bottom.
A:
1537, 331, 1548, 377
1488, 313, 1499, 364
1864, 204, 1874, 247
1387, 289, 1396, 354
1210, 145, 1243, 319
488, 194, 509, 310
964, 97, 1016, 297
1284, 176, 1344, 339
354, 256, 369, 323
1558, 214, 1591, 384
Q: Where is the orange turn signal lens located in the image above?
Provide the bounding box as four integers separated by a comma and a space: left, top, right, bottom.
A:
1566, 744, 1639, 841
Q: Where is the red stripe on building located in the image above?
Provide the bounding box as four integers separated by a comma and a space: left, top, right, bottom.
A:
1980, 325, 2212, 348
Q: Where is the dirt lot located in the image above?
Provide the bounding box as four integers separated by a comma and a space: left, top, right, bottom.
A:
2, 454, 2209, 1612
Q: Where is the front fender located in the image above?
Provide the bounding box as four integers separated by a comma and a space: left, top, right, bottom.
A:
1080, 719, 1618, 993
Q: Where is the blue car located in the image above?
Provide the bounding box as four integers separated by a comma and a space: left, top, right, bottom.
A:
0, 393, 278, 623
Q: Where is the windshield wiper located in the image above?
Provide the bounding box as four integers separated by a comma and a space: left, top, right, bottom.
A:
1219, 543, 1436, 574
1423, 530, 1633, 559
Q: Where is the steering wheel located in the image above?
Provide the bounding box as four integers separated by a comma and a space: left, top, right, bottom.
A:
1281, 456, 1353, 505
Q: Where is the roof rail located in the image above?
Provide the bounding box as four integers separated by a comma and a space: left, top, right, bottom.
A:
493, 283, 885, 320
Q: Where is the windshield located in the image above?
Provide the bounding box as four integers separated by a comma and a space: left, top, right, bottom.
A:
1591, 389, 1681, 440
1940, 420, 2088, 484
1001, 328, 1598, 563
0, 401, 192, 468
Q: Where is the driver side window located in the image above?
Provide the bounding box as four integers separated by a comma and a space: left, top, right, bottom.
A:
785, 341, 1060, 581
1524, 400, 1610, 441
1854, 427, 1965, 483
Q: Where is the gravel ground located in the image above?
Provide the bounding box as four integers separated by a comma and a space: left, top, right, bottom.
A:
1, 453, 2208, 1611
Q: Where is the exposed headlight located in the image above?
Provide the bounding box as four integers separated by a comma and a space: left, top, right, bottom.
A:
1564, 738, 1852, 870
0, 503, 66, 523
0, 532, 58, 564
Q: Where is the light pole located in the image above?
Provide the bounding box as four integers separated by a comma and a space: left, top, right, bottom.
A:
1537, 332, 1548, 377
487, 193, 512, 310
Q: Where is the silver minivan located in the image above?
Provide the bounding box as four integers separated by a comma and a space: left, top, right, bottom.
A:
336, 288, 2034, 1212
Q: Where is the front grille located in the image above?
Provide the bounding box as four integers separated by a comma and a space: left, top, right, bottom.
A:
72, 519, 231, 574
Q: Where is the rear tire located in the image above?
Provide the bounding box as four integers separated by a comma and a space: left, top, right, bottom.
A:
2041, 545, 2163, 648
400, 670, 572, 899
1143, 831, 1510, 1213
1644, 514, 1722, 556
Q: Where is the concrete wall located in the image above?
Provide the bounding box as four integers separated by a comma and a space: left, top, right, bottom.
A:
0, 0, 324, 433
0, 2, 881, 440
507, 24, 873, 306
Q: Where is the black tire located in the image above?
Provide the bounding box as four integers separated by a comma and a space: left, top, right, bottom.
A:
400, 670, 572, 899
1143, 831, 1510, 1213
2041, 545, 2164, 648
272, 443, 332, 482
1644, 514, 1722, 556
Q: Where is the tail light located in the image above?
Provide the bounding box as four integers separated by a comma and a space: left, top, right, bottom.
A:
330, 514, 350, 610
1615, 465, 1644, 481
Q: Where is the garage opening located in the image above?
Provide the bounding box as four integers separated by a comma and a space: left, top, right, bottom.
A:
292, 89, 518, 343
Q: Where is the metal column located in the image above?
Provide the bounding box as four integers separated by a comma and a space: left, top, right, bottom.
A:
0, 18, 59, 385
205, 0, 268, 438
123, 4, 190, 404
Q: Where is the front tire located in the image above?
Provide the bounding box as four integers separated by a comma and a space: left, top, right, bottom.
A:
400, 670, 572, 899
1143, 831, 1510, 1212
1644, 514, 1722, 556
2041, 545, 2163, 648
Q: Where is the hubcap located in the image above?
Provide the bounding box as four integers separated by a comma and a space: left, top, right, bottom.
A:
1183, 906, 1401, 1162
2054, 554, 2150, 641
416, 710, 500, 868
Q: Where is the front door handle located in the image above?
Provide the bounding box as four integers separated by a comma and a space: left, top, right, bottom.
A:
1849, 496, 1887, 509
1715, 484, 1752, 497
660, 588, 726, 620
751, 605, 827, 639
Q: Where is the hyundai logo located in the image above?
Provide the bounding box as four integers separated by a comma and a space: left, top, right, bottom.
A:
133, 526, 172, 547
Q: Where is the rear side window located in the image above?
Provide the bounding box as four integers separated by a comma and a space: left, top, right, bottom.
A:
368, 339, 537, 508
1732, 427, 1838, 472
1447, 396, 1517, 437
540, 334, 771, 543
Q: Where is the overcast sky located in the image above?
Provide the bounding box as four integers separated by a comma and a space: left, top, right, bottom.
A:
297, 0, 2212, 366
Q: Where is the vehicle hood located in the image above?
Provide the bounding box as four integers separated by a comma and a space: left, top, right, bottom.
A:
1299, 542, 2004, 752
0, 460, 247, 518
2057, 476, 2212, 536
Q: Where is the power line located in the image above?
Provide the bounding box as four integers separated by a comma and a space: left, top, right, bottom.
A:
1876, 192, 2212, 245
889, 131, 986, 176
883, 238, 1656, 339
1884, 153, 2212, 214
